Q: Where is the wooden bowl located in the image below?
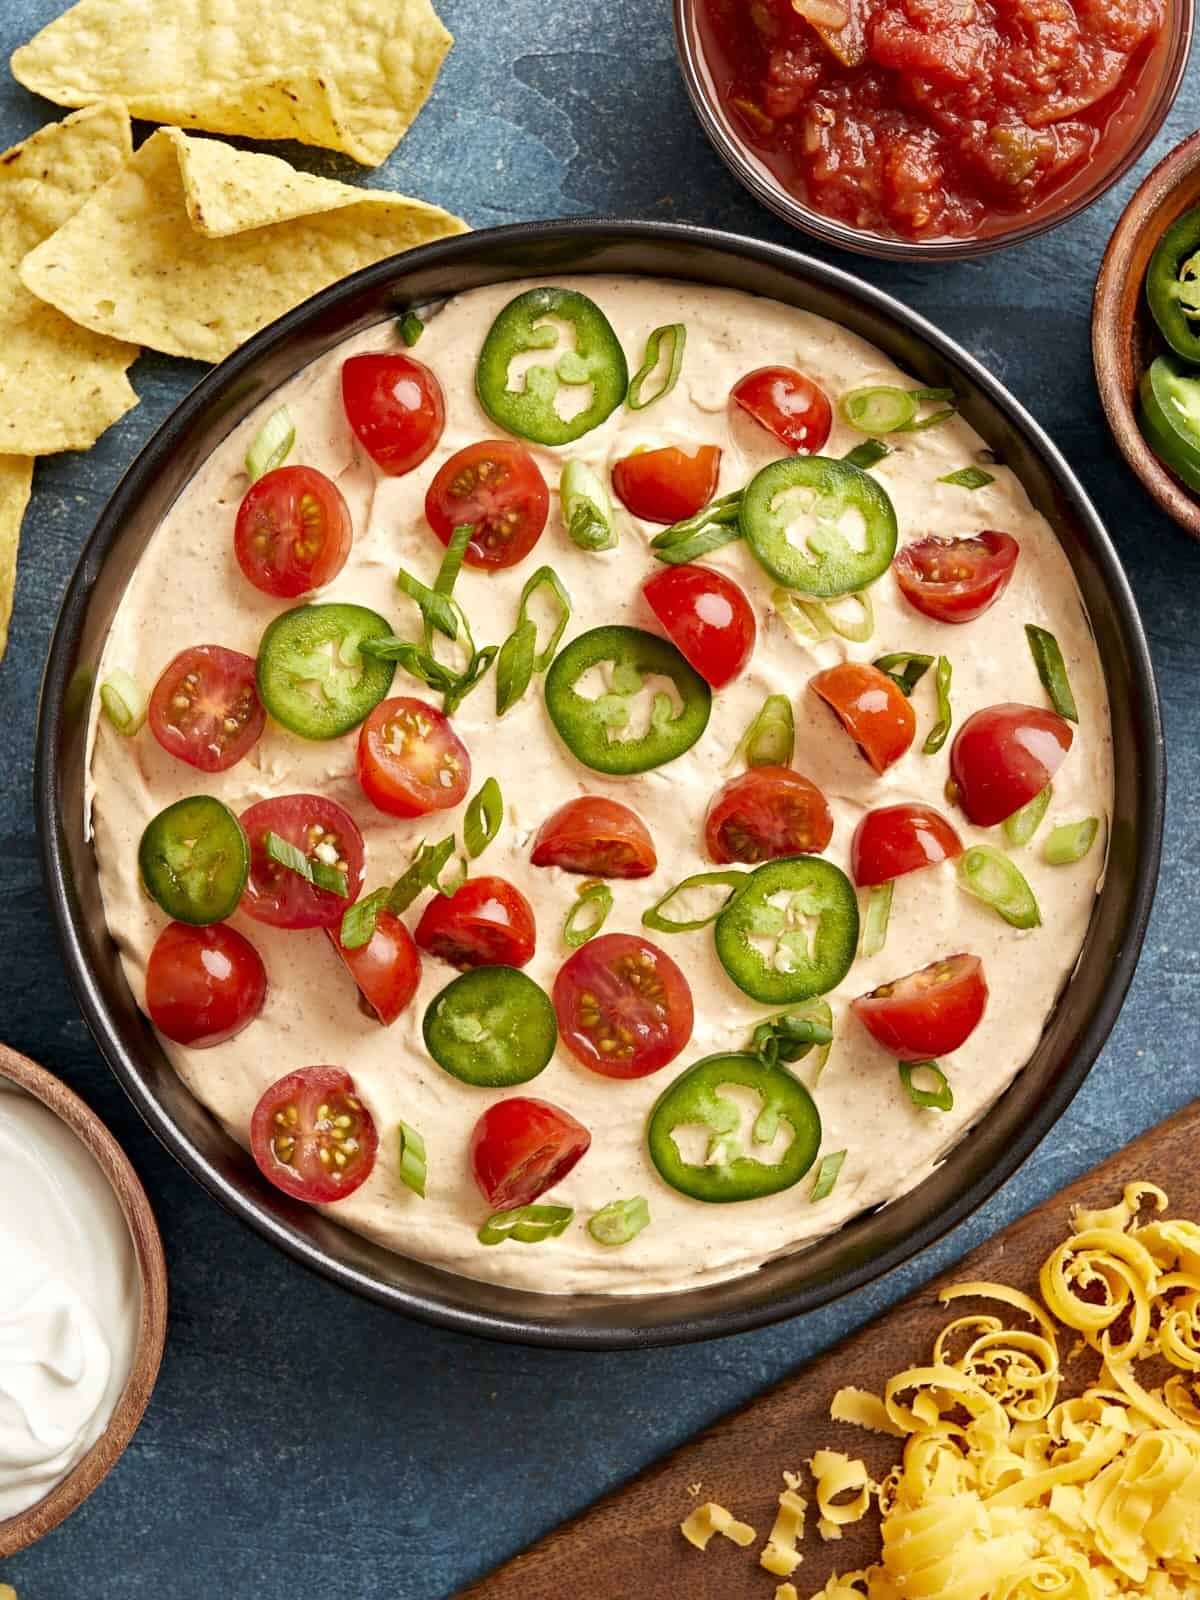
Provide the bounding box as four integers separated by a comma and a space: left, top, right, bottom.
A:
0, 1043, 167, 1557
1094, 129, 1200, 539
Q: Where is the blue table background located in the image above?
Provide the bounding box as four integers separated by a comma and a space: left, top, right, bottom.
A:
0, 3, 1193, 1594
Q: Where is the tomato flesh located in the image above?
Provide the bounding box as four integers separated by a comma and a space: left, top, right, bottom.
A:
425, 439, 550, 569
356, 696, 471, 819
234, 465, 352, 599
851, 803, 963, 887
530, 797, 657, 879
949, 702, 1073, 826
642, 563, 756, 689
469, 1097, 592, 1209
251, 1066, 378, 1204
240, 794, 365, 930
895, 531, 1020, 624
706, 766, 833, 863
415, 876, 536, 970
553, 932, 694, 1079
731, 365, 832, 454
145, 921, 266, 1047
611, 445, 722, 525
328, 910, 421, 1026
852, 952, 988, 1061
811, 661, 916, 773
148, 645, 265, 773
341, 352, 445, 476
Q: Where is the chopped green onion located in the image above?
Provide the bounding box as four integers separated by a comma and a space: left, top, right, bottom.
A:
842, 439, 891, 470
564, 880, 613, 948
396, 567, 459, 641
650, 491, 743, 565
464, 777, 503, 860
99, 669, 147, 735
561, 460, 616, 552
1045, 817, 1100, 866
840, 384, 955, 435
399, 312, 424, 347
388, 835, 458, 915
244, 406, 295, 482
519, 567, 571, 672
478, 1204, 574, 1246
264, 830, 348, 898
338, 887, 389, 951
494, 618, 537, 716
810, 1150, 846, 1201
588, 1195, 650, 1247
751, 1009, 834, 1069
1025, 624, 1079, 724
938, 465, 995, 490
773, 587, 874, 645
873, 651, 934, 697
1004, 784, 1052, 848
899, 1060, 953, 1112
860, 881, 893, 958
923, 654, 953, 755
958, 844, 1040, 928
736, 693, 794, 768
642, 869, 747, 933
444, 646, 497, 716
360, 635, 492, 714
397, 1121, 426, 1197
434, 523, 473, 600
627, 323, 686, 411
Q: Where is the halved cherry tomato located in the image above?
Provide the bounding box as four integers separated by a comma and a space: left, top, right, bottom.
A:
424, 439, 549, 569
148, 645, 265, 773
811, 662, 916, 774
250, 1066, 378, 1204
469, 1096, 592, 1209
341, 352, 445, 476
895, 532, 1020, 624
949, 703, 1073, 827
356, 696, 471, 819
611, 445, 722, 525
642, 563, 756, 689
705, 767, 833, 863
531, 796, 657, 879
553, 932, 694, 1079
730, 366, 832, 454
415, 877, 536, 970
240, 794, 365, 930
327, 911, 421, 1026
145, 921, 267, 1048
234, 465, 352, 599
851, 803, 963, 888
852, 953, 988, 1062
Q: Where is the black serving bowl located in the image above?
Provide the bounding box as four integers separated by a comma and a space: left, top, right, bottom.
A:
37, 221, 1163, 1349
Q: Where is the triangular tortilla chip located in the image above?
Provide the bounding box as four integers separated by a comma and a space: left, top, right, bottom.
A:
21, 129, 468, 365
0, 102, 138, 455
0, 456, 33, 665
11, 0, 452, 168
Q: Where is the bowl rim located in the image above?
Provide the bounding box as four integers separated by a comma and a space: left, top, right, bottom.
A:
0, 1042, 168, 1557
672, 0, 1196, 262
36, 218, 1164, 1348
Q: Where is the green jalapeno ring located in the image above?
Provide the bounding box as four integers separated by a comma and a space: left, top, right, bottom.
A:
1138, 353, 1200, 493
1146, 206, 1200, 363
713, 855, 859, 1006
257, 602, 396, 740
138, 795, 250, 926
739, 456, 898, 598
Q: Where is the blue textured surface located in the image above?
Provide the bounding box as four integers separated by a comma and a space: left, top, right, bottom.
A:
0, 2, 1195, 1595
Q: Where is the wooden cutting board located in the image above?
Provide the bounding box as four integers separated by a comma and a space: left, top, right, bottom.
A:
460, 1100, 1199, 1600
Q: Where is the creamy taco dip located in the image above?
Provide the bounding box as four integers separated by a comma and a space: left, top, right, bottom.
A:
87, 276, 1112, 1296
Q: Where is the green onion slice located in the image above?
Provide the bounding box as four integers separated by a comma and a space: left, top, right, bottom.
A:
445, 645, 497, 716
478, 1204, 574, 1246
561, 460, 616, 552
810, 1150, 847, 1201
264, 830, 348, 899
1004, 784, 1052, 848
873, 651, 934, 697
736, 693, 794, 768
900, 1060, 953, 1112
627, 323, 686, 411
564, 880, 613, 948
396, 567, 459, 641
338, 887, 388, 951
938, 465, 995, 490
958, 844, 1040, 929
923, 654, 953, 755
244, 406, 295, 482
842, 439, 891, 470
390, 835, 458, 914
774, 587, 874, 645
434, 523, 473, 601
361, 635, 493, 715
399, 312, 424, 347
397, 1121, 427, 1197
1045, 817, 1100, 866
495, 618, 537, 716
1025, 624, 1079, 724
860, 881, 893, 958
464, 777, 503, 860
840, 384, 955, 435
751, 1008, 834, 1070
650, 491, 743, 565
642, 869, 747, 934
519, 566, 571, 672
99, 669, 147, 735
588, 1195, 650, 1247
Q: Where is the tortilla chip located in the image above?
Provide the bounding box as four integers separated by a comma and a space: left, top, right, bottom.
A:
0, 101, 138, 455
20, 128, 468, 365
11, 0, 452, 168
0, 456, 34, 665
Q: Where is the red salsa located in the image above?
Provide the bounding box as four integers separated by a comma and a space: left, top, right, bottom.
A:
697, 0, 1165, 241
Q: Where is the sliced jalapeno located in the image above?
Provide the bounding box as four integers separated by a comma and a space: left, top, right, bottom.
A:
423, 967, 557, 1087
139, 796, 249, 925
1146, 205, 1200, 364
1139, 354, 1200, 493
739, 456, 898, 597
257, 602, 395, 739
714, 856, 858, 1006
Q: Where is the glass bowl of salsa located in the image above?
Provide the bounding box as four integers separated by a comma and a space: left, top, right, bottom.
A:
675, 0, 1193, 258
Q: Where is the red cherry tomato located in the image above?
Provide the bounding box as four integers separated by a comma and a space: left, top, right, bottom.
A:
553, 932, 694, 1079
148, 645, 265, 773
469, 1096, 591, 1209
341, 352, 445, 476
425, 439, 550, 570
642, 564, 756, 689
895, 532, 1020, 624
234, 465, 352, 599
531, 797, 657, 879
415, 877, 536, 970
730, 366, 833, 454
356, 697, 471, 819
850, 803, 964, 888
811, 661, 916, 774
611, 445, 722, 525
949, 703, 1074, 827
240, 794, 365, 930
852, 953, 988, 1062
705, 767, 833, 864
327, 911, 421, 1026
250, 1066, 378, 1204
145, 921, 266, 1048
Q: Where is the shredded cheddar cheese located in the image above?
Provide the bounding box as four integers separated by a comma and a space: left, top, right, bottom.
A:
810, 1449, 874, 1540
680, 1499, 756, 1551
761, 1483, 808, 1576
776, 1586, 801, 1600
